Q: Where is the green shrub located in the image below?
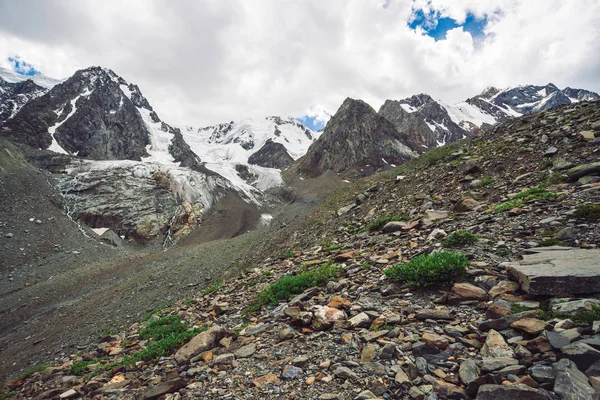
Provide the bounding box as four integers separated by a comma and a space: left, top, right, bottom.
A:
574, 204, 600, 222
384, 252, 468, 287
139, 315, 187, 341
122, 329, 201, 365
244, 262, 342, 313
321, 241, 343, 252
545, 171, 565, 184
364, 215, 410, 232
442, 231, 478, 248
494, 185, 558, 212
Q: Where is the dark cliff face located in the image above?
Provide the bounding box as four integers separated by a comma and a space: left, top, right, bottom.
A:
2, 66, 201, 167
248, 139, 294, 169
379, 94, 467, 151
297, 98, 415, 177
3, 67, 150, 160
0, 78, 47, 125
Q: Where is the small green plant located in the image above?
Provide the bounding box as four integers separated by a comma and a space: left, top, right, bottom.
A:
363, 215, 410, 232
122, 329, 202, 365
99, 329, 114, 337
536, 304, 600, 324
280, 250, 295, 259
360, 263, 371, 270
495, 248, 512, 257
510, 303, 533, 314
545, 171, 565, 184
16, 364, 47, 381
139, 315, 188, 341
384, 252, 468, 287
574, 204, 600, 222
538, 238, 567, 247
70, 357, 107, 376
321, 241, 344, 252
494, 185, 558, 212
442, 231, 478, 248
244, 262, 342, 313
478, 176, 494, 188
202, 283, 223, 296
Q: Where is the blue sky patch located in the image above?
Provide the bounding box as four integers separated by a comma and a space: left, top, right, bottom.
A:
409, 9, 488, 41
297, 116, 325, 131
8, 57, 41, 76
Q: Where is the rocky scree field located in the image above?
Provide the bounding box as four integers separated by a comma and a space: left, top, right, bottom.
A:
2, 101, 600, 399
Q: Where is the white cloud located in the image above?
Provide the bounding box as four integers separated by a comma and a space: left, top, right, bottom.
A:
0, 0, 598, 127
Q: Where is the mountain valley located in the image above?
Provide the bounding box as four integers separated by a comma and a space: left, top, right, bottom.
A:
1, 66, 600, 400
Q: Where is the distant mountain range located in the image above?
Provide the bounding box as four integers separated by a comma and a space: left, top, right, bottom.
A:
1, 65, 598, 244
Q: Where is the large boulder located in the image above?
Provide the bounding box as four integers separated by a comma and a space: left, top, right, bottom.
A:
174, 325, 225, 364
506, 247, 600, 296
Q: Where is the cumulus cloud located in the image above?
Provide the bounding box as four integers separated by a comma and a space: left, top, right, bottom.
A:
0, 0, 598, 127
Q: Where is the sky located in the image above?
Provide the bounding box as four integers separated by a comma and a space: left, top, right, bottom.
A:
0, 0, 599, 130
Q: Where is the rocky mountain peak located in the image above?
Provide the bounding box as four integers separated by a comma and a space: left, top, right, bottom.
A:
297, 97, 415, 177
0, 77, 47, 125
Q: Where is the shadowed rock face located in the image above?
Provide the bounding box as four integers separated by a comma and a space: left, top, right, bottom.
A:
3, 67, 150, 160
248, 139, 294, 169
0, 78, 47, 125
298, 98, 415, 177
2, 67, 201, 167
379, 94, 467, 152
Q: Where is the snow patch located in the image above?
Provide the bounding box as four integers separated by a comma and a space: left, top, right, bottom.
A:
92, 227, 109, 236
400, 103, 416, 113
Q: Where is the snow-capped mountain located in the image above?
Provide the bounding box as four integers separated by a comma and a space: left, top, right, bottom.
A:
0, 66, 65, 89
0, 76, 47, 125
1, 66, 318, 245
179, 116, 319, 192
377, 84, 600, 153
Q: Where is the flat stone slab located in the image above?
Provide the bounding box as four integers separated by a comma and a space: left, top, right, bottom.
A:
506, 247, 600, 296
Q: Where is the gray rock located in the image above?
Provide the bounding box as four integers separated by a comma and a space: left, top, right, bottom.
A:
552, 299, 600, 315
233, 343, 256, 358
506, 247, 600, 296
382, 221, 407, 233
248, 139, 294, 169
530, 363, 556, 384
481, 357, 519, 372
546, 328, 581, 349
475, 384, 553, 400
544, 146, 558, 156
559, 342, 600, 371
281, 365, 303, 379
567, 161, 600, 181
553, 358, 599, 400
459, 358, 480, 385
334, 366, 359, 381
214, 353, 235, 365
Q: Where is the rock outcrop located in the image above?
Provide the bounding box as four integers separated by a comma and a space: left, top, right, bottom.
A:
248, 139, 294, 169
298, 98, 416, 177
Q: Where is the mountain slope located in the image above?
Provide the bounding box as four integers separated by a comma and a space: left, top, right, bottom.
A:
298, 98, 416, 177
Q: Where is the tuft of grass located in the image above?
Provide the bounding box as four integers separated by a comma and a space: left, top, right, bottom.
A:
495, 248, 512, 257
510, 303, 533, 314
16, 364, 47, 381
442, 231, 478, 248
363, 215, 410, 232
536, 304, 600, 325
202, 283, 223, 296
538, 238, 568, 247
70, 357, 107, 376
384, 252, 468, 287
139, 315, 188, 341
122, 328, 202, 365
321, 241, 344, 252
494, 185, 558, 212
574, 204, 600, 222
545, 171, 565, 185
478, 177, 494, 188
244, 262, 342, 314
